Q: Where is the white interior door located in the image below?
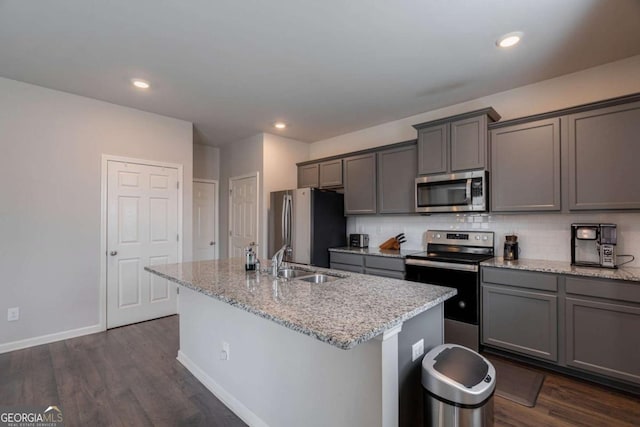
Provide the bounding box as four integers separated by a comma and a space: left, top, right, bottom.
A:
107, 161, 179, 328
193, 180, 218, 261
229, 174, 258, 258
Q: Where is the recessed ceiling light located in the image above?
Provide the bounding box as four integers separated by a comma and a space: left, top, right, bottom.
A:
496, 32, 523, 48
274, 122, 287, 129
131, 79, 150, 89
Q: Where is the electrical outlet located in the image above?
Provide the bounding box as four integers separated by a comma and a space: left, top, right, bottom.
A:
411, 339, 424, 362
7, 307, 19, 322
220, 341, 230, 360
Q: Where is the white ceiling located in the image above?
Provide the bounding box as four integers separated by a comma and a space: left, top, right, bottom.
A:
1, 0, 639, 146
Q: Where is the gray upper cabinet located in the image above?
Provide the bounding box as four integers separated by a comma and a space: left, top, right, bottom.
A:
417, 124, 448, 175
490, 118, 561, 212
319, 159, 343, 188
567, 100, 640, 210
298, 164, 319, 188
450, 115, 488, 172
377, 144, 417, 214
343, 153, 377, 214
414, 108, 500, 176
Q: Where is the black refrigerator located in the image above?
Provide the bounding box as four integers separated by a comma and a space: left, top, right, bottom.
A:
269, 188, 346, 268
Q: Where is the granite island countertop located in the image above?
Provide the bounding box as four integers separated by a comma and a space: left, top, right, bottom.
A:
146, 259, 456, 350
329, 246, 423, 258
482, 257, 640, 283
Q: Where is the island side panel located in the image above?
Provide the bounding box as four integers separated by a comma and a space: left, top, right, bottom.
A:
397, 304, 444, 427
177, 286, 390, 427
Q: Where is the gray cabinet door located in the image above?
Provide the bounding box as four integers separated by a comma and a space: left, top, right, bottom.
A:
482, 284, 558, 362
343, 153, 377, 215
330, 262, 364, 274
417, 124, 448, 175
565, 297, 640, 384
450, 115, 487, 172
298, 164, 319, 188
490, 118, 561, 212
377, 145, 417, 214
567, 101, 640, 210
319, 159, 343, 188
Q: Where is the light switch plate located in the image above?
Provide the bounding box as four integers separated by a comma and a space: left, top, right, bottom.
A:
411, 339, 424, 362
7, 307, 19, 322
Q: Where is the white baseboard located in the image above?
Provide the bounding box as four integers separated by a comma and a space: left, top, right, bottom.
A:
177, 350, 269, 427
0, 324, 104, 354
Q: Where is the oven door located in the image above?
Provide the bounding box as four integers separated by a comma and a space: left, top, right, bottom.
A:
405, 261, 479, 324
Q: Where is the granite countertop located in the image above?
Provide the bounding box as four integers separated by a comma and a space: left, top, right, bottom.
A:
145, 259, 455, 350
482, 257, 640, 283
329, 246, 423, 258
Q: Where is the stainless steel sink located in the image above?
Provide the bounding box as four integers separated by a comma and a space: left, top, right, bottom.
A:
298, 273, 339, 284
277, 268, 311, 279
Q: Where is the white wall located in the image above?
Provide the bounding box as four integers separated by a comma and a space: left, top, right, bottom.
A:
219, 134, 264, 259
263, 133, 309, 258
0, 77, 193, 347
308, 55, 640, 267
193, 143, 220, 181
310, 55, 640, 158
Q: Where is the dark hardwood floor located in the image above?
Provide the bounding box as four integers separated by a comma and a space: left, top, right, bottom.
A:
0, 315, 246, 427
1, 316, 638, 426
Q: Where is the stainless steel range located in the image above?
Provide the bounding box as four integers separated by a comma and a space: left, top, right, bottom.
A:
404, 230, 494, 351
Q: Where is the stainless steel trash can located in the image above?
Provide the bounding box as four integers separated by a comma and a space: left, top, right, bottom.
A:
422, 344, 496, 427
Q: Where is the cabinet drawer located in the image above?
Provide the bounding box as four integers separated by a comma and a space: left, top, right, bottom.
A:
329, 252, 364, 266
565, 276, 640, 304
364, 267, 405, 280
330, 262, 364, 274
364, 255, 405, 272
482, 267, 558, 292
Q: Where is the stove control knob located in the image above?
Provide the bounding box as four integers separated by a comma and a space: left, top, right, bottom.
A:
483, 236, 488, 241
475, 235, 480, 240
436, 233, 441, 239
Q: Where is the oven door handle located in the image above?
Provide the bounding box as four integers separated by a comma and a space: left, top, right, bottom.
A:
405, 258, 478, 272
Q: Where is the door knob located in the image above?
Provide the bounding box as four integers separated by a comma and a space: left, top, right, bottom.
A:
210, 241, 215, 246
110, 251, 118, 256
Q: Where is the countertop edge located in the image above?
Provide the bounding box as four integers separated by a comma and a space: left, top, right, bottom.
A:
145, 266, 456, 350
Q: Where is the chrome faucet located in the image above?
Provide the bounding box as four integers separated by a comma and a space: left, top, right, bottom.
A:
271, 244, 289, 276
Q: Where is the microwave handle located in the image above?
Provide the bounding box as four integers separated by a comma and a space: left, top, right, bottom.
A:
465, 179, 472, 203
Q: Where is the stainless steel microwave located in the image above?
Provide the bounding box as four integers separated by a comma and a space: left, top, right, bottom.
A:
415, 170, 487, 213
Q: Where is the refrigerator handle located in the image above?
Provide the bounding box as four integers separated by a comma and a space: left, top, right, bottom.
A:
281, 195, 287, 242
285, 195, 293, 247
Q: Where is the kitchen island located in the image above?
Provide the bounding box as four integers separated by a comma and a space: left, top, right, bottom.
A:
146, 259, 455, 427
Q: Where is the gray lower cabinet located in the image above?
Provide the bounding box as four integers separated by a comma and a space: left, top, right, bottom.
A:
481, 268, 558, 362
490, 118, 561, 212
564, 276, 640, 385
330, 252, 404, 279
319, 159, 343, 188
377, 144, 417, 214
567, 100, 640, 210
298, 164, 319, 188
343, 153, 377, 214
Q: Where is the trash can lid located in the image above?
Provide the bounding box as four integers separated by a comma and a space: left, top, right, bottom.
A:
422, 344, 496, 406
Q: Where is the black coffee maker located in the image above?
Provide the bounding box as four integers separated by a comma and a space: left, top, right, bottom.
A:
504, 235, 519, 260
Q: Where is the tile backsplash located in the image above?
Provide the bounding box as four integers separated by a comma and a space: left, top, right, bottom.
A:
347, 212, 640, 268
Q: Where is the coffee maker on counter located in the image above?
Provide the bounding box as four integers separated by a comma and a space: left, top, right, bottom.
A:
571, 223, 617, 268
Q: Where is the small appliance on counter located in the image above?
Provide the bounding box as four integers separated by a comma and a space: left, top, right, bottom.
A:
571, 223, 617, 268
349, 233, 369, 248
245, 242, 258, 271
503, 234, 519, 261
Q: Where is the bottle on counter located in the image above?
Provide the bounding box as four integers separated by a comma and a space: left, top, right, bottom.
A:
245, 242, 257, 271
